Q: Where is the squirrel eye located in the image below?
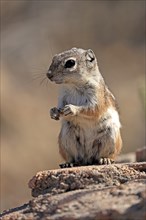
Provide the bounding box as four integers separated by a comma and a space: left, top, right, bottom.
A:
64, 59, 75, 68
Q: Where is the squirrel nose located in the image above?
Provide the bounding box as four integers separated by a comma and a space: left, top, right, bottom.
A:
46, 70, 53, 79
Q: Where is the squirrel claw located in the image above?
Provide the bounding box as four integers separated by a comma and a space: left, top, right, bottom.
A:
99, 158, 114, 165
62, 104, 77, 116
59, 162, 75, 168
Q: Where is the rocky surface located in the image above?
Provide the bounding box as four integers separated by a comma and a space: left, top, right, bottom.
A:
1, 162, 146, 220
28, 163, 146, 198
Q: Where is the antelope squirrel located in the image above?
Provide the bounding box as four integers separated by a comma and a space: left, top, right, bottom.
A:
47, 48, 122, 168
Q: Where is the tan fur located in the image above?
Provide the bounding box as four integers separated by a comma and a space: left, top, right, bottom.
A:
79, 84, 117, 123
114, 132, 122, 159
47, 48, 122, 165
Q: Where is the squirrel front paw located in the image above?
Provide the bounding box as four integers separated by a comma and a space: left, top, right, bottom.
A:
62, 104, 77, 116
50, 107, 60, 120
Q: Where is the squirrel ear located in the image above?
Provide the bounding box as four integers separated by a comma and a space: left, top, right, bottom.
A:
85, 49, 96, 63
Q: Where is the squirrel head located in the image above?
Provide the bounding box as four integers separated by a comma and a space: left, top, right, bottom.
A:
47, 48, 100, 85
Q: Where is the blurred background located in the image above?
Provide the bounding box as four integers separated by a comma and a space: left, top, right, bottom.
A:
1, 0, 145, 212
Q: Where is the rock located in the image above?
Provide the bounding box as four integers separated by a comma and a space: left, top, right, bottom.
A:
136, 146, 146, 162
28, 163, 146, 197
1, 163, 146, 220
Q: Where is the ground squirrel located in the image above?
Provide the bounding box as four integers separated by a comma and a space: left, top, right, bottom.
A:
47, 48, 122, 168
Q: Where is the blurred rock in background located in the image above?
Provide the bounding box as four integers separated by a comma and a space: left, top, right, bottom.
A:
1, 1, 145, 211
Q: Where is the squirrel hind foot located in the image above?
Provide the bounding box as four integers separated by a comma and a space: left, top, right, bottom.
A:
59, 161, 84, 168
59, 158, 115, 168
98, 158, 114, 165
59, 162, 75, 168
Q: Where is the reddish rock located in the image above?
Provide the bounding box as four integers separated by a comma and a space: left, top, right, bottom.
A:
1, 163, 146, 220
